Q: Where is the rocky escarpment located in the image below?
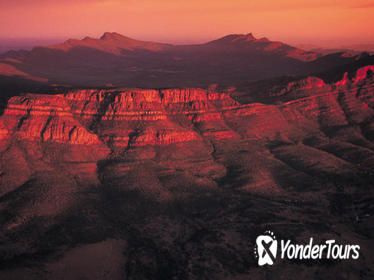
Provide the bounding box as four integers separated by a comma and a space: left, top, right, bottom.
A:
2, 94, 102, 145
1, 66, 374, 195
1, 66, 374, 280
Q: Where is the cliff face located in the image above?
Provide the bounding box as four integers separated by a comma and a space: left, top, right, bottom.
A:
3, 94, 103, 145
1, 66, 374, 187
0, 66, 373, 197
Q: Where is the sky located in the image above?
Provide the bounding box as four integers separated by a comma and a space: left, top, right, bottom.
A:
0, 0, 374, 48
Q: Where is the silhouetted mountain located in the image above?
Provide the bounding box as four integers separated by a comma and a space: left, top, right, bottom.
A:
48, 32, 171, 54
1, 32, 371, 88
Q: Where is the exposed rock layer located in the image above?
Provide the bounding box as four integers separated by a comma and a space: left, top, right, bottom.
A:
1, 66, 374, 189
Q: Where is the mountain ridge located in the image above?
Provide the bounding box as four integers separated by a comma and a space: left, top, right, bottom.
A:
45, 32, 318, 60
0, 32, 372, 88
47, 32, 172, 54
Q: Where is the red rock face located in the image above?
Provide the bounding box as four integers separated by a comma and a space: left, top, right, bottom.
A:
0, 65, 373, 154
3, 94, 102, 145
353, 65, 374, 84
63, 88, 238, 147
1, 66, 373, 191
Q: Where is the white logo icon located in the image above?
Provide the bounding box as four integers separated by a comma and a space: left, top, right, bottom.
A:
255, 231, 277, 266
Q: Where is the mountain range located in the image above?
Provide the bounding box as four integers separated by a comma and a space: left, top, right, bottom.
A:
1, 32, 373, 89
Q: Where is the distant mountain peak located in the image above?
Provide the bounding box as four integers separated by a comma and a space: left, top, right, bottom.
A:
257, 37, 270, 42
100, 32, 127, 41
235, 33, 256, 41
211, 33, 257, 44
204, 33, 319, 61
44, 32, 170, 54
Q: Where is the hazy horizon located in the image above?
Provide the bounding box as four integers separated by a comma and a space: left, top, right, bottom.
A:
1, 32, 374, 54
